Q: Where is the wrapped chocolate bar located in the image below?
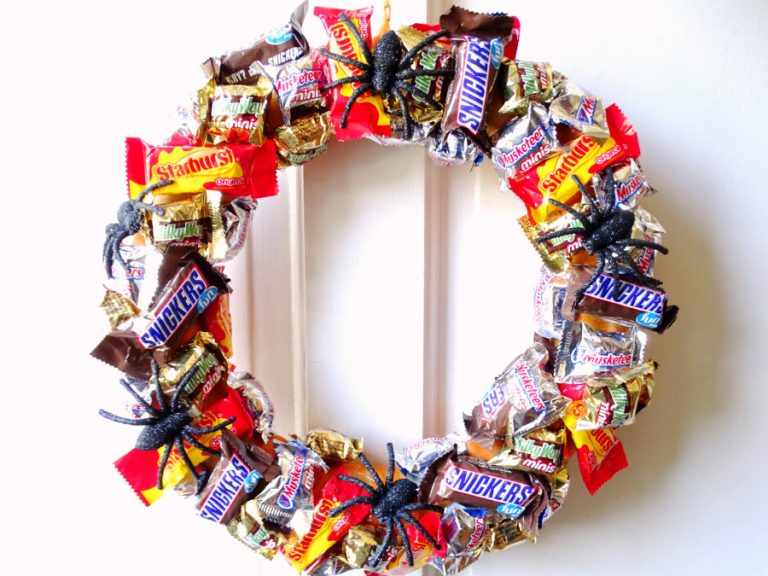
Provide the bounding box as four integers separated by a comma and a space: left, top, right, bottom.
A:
489, 426, 566, 477
555, 319, 646, 381
593, 159, 654, 210
149, 192, 212, 254
427, 128, 483, 167
228, 372, 274, 441
396, 435, 461, 484
464, 344, 568, 449
567, 360, 656, 430
197, 429, 280, 524
208, 193, 257, 263
254, 440, 328, 535
499, 60, 556, 116
274, 112, 332, 167
304, 428, 363, 463
549, 81, 608, 143
196, 79, 272, 146
491, 102, 563, 181
532, 268, 568, 339
201, 0, 309, 85
432, 504, 489, 575
227, 498, 286, 558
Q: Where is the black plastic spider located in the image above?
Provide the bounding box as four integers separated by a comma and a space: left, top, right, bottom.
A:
328, 442, 443, 567
98, 360, 235, 494
536, 173, 669, 307
103, 180, 173, 277
320, 13, 454, 139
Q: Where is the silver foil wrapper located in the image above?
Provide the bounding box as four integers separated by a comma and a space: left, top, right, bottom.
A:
549, 81, 608, 142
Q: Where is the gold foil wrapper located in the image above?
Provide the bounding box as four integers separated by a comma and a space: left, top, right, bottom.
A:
489, 427, 566, 477
159, 331, 228, 407
100, 289, 139, 330
343, 526, 378, 568
150, 192, 212, 255
482, 517, 529, 551
226, 499, 285, 559
304, 429, 363, 463
274, 112, 331, 167
197, 78, 272, 146
500, 60, 555, 116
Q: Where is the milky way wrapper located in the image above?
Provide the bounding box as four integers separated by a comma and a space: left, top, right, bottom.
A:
202, 0, 309, 85
274, 112, 331, 167
567, 361, 656, 431
428, 455, 548, 525
197, 429, 280, 524
149, 192, 212, 254
563, 266, 678, 333
489, 427, 565, 477
196, 79, 272, 146
304, 429, 363, 463
499, 60, 556, 116
464, 344, 568, 449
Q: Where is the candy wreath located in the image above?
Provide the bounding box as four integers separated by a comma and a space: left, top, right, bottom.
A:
93, 2, 679, 574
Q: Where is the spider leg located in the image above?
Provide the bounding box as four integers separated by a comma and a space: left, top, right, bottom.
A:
606, 251, 623, 300
156, 441, 173, 490
395, 79, 441, 110
616, 249, 662, 286
340, 83, 374, 129
339, 13, 374, 65
399, 29, 450, 69
394, 517, 414, 566
392, 86, 414, 139
398, 510, 442, 550
322, 74, 370, 91
546, 198, 593, 231
536, 227, 586, 244
98, 409, 158, 426
117, 377, 162, 417
175, 436, 209, 494
358, 451, 385, 491
369, 518, 394, 568
385, 442, 395, 486
133, 201, 165, 217
336, 474, 377, 496
615, 238, 669, 254
571, 175, 602, 222
328, 495, 372, 517
137, 179, 174, 202
603, 169, 618, 209
401, 502, 444, 514
186, 416, 236, 435
182, 430, 221, 456
150, 361, 168, 412
396, 68, 455, 80
573, 251, 605, 310
319, 48, 370, 73
111, 232, 131, 271
170, 363, 201, 411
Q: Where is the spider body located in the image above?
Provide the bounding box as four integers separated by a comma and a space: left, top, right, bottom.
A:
103, 180, 173, 277
329, 442, 443, 568
99, 360, 235, 494
320, 14, 455, 139
537, 174, 668, 307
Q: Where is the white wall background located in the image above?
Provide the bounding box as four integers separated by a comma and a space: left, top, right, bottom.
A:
3, 1, 766, 575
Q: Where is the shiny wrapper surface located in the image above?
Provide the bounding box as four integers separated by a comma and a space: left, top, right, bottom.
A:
159, 331, 228, 409
532, 268, 568, 339
274, 112, 331, 166
396, 435, 459, 484
197, 79, 272, 146
500, 60, 555, 116
150, 192, 212, 254
492, 102, 563, 180
227, 371, 274, 441
100, 289, 140, 330
489, 427, 566, 476
343, 526, 378, 569
549, 81, 608, 142
227, 498, 285, 558
304, 429, 363, 462
569, 360, 656, 430
595, 159, 654, 210
434, 504, 488, 575
428, 129, 482, 167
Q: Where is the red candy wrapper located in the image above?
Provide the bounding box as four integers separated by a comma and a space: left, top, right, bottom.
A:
125, 137, 278, 200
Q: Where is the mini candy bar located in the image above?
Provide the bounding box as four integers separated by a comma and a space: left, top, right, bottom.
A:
227, 498, 286, 558
342, 526, 378, 569
228, 371, 274, 441
268, 51, 327, 124
304, 429, 363, 463
282, 468, 370, 571
274, 112, 332, 166
100, 289, 140, 331
125, 137, 278, 200
197, 429, 278, 524
254, 440, 328, 534
532, 268, 568, 338
201, 0, 309, 86
555, 319, 645, 381
135, 252, 230, 349
370, 512, 445, 575
396, 435, 459, 485
563, 408, 629, 494
567, 360, 656, 430
510, 104, 641, 222
196, 79, 272, 146
441, 35, 504, 139
549, 81, 609, 143
314, 6, 391, 141
429, 455, 544, 521
150, 192, 212, 253
492, 102, 563, 181
464, 344, 567, 448
427, 128, 482, 167
433, 504, 488, 574
499, 60, 555, 116
594, 159, 653, 210
489, 427, 566, 477
562, 266, 671, 331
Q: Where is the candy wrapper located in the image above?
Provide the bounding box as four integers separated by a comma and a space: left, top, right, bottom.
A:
499, 60, 556, 116
195, 79, 272, 146
549, 81, 608, 143
428, 128, 483, 167
464, 344, 568, 449
432, 504, 489, 575
532, 268, 568, 338
227, 372, 274, 441
489, 426, 566, 477
396, 436, 461, 485
304, 429, 363, 463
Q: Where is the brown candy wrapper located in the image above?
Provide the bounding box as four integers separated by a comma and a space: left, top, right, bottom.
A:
149, 192, 212, 254
201, 0, 309, 85
196, 79, 272, 146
